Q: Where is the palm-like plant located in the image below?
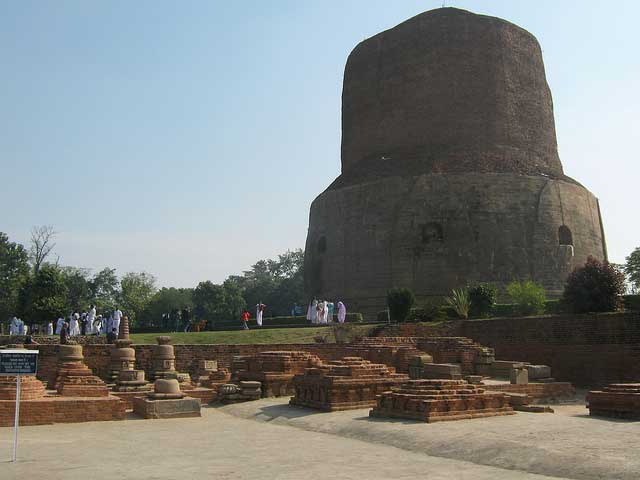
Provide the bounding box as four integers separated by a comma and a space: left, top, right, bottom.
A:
446, 288, 470, 319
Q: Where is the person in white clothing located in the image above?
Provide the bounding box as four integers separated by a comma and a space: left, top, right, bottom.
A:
86, 305, 96, 335
55, 317, 65, 335
9, 317, 19, 335
337, 301, 347, 324
113, 307, 122, 337
69, 312, 80, 336
307, 299, 318, 324
47, 321, 54, 335
21, 321, 28, 335
256, 303, 266, 327
317, 301, 327, 324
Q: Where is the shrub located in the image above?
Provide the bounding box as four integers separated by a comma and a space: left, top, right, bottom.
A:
445, 288, 470, 319
506, 280, 546, 316
406, 301, 447, 323
467, 283, 497, 318
562, 256, 626, 313
387, 288, 416, 323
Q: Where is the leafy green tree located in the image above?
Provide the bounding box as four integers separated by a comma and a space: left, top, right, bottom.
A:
0, 232, 30, 323
60, 266, 91, 311
89, 267, 120, 313
193, 281, 229, 327
140, 287, 194, 328
17, 264, 68, 324
120, 272, 157, 326
625, 247, 640, 294
231, 249, 305, 317
506, 280, 546, 316
222, 278, 247, 320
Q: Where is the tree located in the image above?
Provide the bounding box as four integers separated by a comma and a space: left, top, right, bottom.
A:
231, 249, 305, 317
193, 281, 228, 327
140, 287, 194, 329
120, 272, 156, 326
17, 264, 68, 324
562, 256, 626, 313
89, 267, 120, 312
29, 225, 56, 273
60, 266, 91, 312
624, 247, 640, 294
0, 232, 30, 322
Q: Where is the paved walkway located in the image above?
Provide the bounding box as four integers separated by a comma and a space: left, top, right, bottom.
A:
1, 398, 638, 479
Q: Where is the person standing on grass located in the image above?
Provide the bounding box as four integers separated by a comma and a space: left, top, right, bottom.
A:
307, 299, 318, 324
241, 310, 250, 330
55, 316, 65, 335
327, 301, 335, 323
113, 306, 122, 336
337, 301, 347, 324
256, 303, 266, 327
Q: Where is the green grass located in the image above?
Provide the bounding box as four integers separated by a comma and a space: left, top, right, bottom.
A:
129, 325, 376, 345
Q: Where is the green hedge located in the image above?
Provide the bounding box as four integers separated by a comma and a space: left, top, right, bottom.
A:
623, 295, 640, 311
214, 313, 363, 328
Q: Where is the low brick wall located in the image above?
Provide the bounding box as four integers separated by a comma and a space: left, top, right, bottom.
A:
0, 395, 125, 427
461, 312, 640, 387
27, 343, 416, 386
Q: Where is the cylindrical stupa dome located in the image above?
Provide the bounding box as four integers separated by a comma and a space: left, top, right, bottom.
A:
304, 8, 607, 319
340, 8, 562, 179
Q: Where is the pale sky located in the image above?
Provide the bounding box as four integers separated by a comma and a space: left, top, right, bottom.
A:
1, 0, 638, 287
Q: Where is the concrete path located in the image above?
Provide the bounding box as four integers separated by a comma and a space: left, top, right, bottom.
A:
218, 398, 640, 480
2, 404, 564, 480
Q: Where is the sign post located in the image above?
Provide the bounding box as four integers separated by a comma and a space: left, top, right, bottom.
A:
0, 349, 39, 463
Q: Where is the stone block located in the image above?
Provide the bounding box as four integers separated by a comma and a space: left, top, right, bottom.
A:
526, 365, 552, 380
421, 363, 462, 380
464, 375, 483, 385
510, 367, 529, 385
492, 360, 529, 378
132, 396, 201, 419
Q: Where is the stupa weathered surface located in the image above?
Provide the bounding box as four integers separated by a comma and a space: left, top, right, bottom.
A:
304, 8, 607, 318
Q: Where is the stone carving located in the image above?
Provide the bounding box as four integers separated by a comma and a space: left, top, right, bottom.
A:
370, 379, 515, 422
290, 357, 408, 411
304, 7, 607, 318
217, 381, 262, 404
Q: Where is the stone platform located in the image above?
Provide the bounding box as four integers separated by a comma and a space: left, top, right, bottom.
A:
370, 379, 514, 423
113, 387, 215, 410
587, 384, 640, 420
132, 396, 201, 419
484, 381, 575, 403
290, 357, 408, 411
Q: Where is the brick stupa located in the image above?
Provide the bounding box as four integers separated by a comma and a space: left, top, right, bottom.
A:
236, 351, 323, 397
586, 384, 640, 420
370, 379, 514, 423
52, 344, 109, 397
290, 357, 408, 411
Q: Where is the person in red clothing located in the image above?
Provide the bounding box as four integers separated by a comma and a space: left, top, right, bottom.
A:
241, 310, 250, 330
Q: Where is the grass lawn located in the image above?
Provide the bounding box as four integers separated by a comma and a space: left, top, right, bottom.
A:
129, 325, 376, 345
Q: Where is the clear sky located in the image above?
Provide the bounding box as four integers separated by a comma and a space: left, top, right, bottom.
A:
1, 0, 638, 288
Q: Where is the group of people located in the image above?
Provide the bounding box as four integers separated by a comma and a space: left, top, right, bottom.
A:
307, 299, 346, 324
7, 306, 124, 343
8, 317, 28, 335
55, 306, 123, 338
